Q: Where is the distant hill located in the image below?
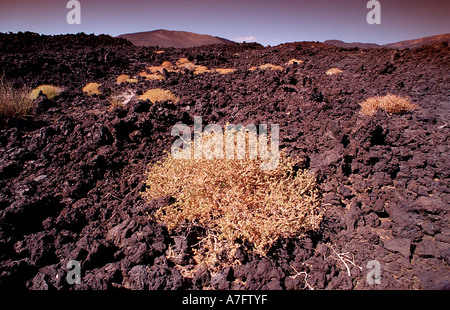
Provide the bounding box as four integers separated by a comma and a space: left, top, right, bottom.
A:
118, 29, 233, 48
324, 33, 450, 49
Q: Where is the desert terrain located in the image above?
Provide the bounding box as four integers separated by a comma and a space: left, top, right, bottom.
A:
0, 32, 449, 290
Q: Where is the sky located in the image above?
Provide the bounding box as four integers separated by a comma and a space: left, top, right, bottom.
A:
0, 0, 449, 46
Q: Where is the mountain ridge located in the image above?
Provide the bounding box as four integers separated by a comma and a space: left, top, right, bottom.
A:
118, 29, 233, 48
324, 33, 450, 49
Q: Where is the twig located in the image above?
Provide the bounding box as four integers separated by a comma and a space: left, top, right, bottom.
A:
328, 245, 362, 277
290, 266, 314, 290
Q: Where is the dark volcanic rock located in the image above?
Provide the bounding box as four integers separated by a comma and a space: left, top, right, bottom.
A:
0, 32, 449, 290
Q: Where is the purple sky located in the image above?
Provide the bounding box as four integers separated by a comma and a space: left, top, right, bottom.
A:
0, 0, 449, 45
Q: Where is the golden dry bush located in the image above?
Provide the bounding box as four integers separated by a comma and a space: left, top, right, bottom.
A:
116, 74, 130, 84
178, 62, 196, 72
176, 57, 191, 66
1, 75, 33, 125
82, 82, 102, 96
161, 61, 175, 69
249, 63, 284, 71
287, 58, 304, 65
138, 88, 179, 104
139, 71, 166, 81
143, 130, 322, 261
155, 50, 165, 54
359, 94, 418, 116
30, 85, 62, 100
194, 65, 210, 75
214, 68, 237, 74
326, 68, 344, 75
125, 78, 138, 84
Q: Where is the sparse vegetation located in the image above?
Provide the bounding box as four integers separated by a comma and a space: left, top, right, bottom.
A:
30, 84, 62, 100
116, 74, 130, 84
288, 58, 303, 65
359, 94, 418, 115
138, 88, 179, 104
82, 82, 102, 96
249, 63, 284, 71
143, 130, 322, 271
108, 89, 136, 109
194, 65, 210, 75
0, 75, 33, 125
326, 68, 344, 75
214, 68, 237, 74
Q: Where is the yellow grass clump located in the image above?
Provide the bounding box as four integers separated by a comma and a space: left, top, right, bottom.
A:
82, 83, 102, 96
194, 65, 211, 75
138, 88, 179, 104
249, 63, 284, 71
1, 75, 33, 125
143, 130, 323, 268
155, 50, 165, 54
30, 85, 62, 100
287, 58, 304, 65
116, 74, 130, 84
178, 62, 196, 72
176, 58, 191, 66
214, 68, 237, 74
359, 94, 419, 116
139, 71, 166, 81
326, 68, 344, 75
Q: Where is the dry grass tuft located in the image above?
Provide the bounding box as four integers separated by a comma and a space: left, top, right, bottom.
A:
82, 82, 102, 96
143, 130, 322, 267
30, 85, 62, 100
326, 68, 344, 75
249, 63, 284, 71
359, 94, 418, 116
139, 71, 166, 81
155, 50, 165, 54
214, 68, 237, 75
108, 89, 136, 109
116, 74, 130, 84
1, 75, 33, 125
194, 65, 211, 75
176, 58, 191, 66
287, 58, 304, 65
138, 88, 179, 104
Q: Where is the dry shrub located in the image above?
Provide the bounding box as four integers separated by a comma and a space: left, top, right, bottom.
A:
288, 58, 304, 65
249, 63, 284, 71
155, 50, 165, 54
138, 88, 179, 104
82, 82, 102, 96
194, 65, 211, 75
108, 89, 136, 109
143, 130, 322, 267
326, 68, 344, 75
1, 75, 33, 125
116, 74, 130, 84
178, 62, 196, 72
176, 58, 191, 66
359, 94, 418, 115
139, 71, 166, 81
125, 78, 138, 84
30, 84, 62, 100
161, 61, 174, 69
214, 68, 237, 74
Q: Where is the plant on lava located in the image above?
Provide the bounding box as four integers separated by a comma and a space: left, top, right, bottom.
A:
142, 130, 322, 271
359, 94, 418, 115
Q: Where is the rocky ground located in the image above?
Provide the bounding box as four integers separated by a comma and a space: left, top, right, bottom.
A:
0, 32, 449, 290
